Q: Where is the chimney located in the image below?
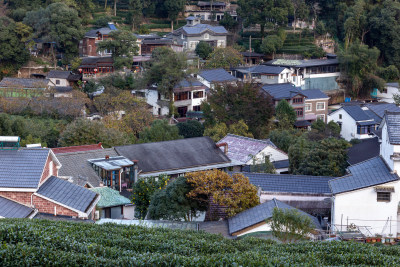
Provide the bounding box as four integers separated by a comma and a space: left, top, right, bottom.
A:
217, 142, 228, 155
105, 155, 109, 160
133, 160, 139, 183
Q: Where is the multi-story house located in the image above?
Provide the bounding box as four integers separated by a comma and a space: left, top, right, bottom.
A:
196, 68, 237, 89
261, 83, 307, 124
302, 89, 330, 123
232, 65, 295, 85
264, 55, 340, 92
0, 139, 100, 219
184, 1, 238, 22
79, 22, 117, 57
168, 17, 228, 51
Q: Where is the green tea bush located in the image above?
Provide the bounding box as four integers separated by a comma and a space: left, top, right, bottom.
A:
0, 219, 400, 266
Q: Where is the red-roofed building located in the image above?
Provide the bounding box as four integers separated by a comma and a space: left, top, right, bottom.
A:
52, 143, 103, 154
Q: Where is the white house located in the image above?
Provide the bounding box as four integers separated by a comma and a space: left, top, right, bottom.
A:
232, 65, 297, 86
217, 134, 289, 173
377, 83, 399, 104
328, 105, 378, 141
131, 79, 208, 117
329, 111, 400, 237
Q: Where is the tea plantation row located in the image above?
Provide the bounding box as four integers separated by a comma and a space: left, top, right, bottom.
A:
1, 219, 400, 266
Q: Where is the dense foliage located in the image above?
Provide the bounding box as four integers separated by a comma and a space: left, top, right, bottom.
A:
131, 175, 169, 219
2, 219, 400, 266
138, 119, 182, 143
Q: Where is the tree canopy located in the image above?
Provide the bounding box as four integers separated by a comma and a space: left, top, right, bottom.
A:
138, 119, 182, 143
205, 47, 244, 69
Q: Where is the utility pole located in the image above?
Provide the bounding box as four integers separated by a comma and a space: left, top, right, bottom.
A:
249, 35, 252, 53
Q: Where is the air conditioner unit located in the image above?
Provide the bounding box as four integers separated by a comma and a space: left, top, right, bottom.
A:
95, 210, 100, 220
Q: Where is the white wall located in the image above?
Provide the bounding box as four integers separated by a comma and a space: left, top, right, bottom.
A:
381, 122, 400, 173
245, 146, 288, 165
236, 222, 272, 236
332, 180, 400, 237
377, 85, 399, 104
260, 193, 329, 204
49, 78, 69, 87
131, 89, 169, 116
329, 109, 373, 141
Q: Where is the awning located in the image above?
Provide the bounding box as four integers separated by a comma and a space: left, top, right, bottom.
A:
375, 187, 395, 193
357, 121, 376, 126
304, 113, 317, 121
294, 120, 312, 127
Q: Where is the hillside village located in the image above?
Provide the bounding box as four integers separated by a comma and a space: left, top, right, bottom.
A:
2, 0, 400, 264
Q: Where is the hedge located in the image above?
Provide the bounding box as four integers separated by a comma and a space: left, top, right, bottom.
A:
0, 219, 400, 266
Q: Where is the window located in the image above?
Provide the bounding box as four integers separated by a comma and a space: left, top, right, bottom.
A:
377, 192, 391, 202
295, 108, 303, 117
193, 105, 201, 111
316, 102, 325, 110
174, 92, 191, 101
56, 80, 60, 85
204, 33, 209, 39
305, 103, 312, 111
292, 97, 303, 104
339, 114, 342, 119
280, 74, 283, 79
190, 41, 199, 49
183, 42, 187, 49
357, 125, 374, 135
181, 34, 184, 40
317, 114, 325, 121
193, 91, 204, 98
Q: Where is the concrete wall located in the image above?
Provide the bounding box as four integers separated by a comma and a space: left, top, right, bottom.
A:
332, 180, 400, 237
328, 109, 373, 141
305, 99, 329, 123
131, 89, 169, 116
377, 85, 399, 104
245, 146, 288, 165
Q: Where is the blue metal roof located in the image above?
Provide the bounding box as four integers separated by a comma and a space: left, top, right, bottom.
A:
261, 83, 304, 100
342, 105, 373, 122
174, 79, 205, 89
366, 103, 400, 119
329, 157, 399, 194
241, 172, 333, 194
182, 24, 228, 35
199, 68, 237, 83
0, 149, 50, 188
302, 89, 329, 100
383, 111, 400, 144
37, 176, 98, 212
228, 198, 321, 235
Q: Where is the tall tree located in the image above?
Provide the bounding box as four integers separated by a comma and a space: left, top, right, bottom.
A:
205, 47, 244, 69
238, 0, 293, 37
144, 47, 187, 115
127, 0, 143, 31
97, 30, 139, 69
23, 3, 84, 63
291, 0, 309, 32
138, 119, 183, 143
186, 170, 259, 219
203, 82, 274, 138
195, 41, 212, 60
0, 17, 30, 78
275, 99, 297, 127
148, 176, 208, 221
343, 0, 369, 48
164, 0, 185, 31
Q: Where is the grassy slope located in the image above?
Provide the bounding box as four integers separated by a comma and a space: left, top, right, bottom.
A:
1, 219, 400, 266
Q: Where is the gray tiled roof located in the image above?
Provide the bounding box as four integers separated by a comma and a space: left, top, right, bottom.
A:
37, 176, 98, 212
248, 65, 286, 74
0, 196, 35, 218
242, 172, 332, 194
217, 134, 279, 164
347, 137, 380, 165
115, 137, 232, 174
228, 198, 321, 234
363, 110, 382, 124
329, 157, 399, 194
199, 68, 237, 83
57, 148, 118, 187
0, 149, 50, 188
265, 58, 339, 68
0, 78, 49, 89
51, 86, 73, 93
182, 24, 228, 35
366, 103, 400, 119
272, 159, 290, 169
342, 105, 373, 122
384, 111, 400, 144
47, 70, 71, 79
386, 82, 399, 88
302, 89, 329, 100
261, 83, 304, 100
174, 79, 205, 89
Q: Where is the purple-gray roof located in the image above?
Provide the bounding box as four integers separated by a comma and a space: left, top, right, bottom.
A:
329, 157, 399, 194
0, 196, 36, 218
199, 68, 237, 83
217, 134, 278, 164
228, 198, 321, 235
341, 105, 374, 122
0, 149, 50, 188
37, 176, 98, 213
0, 78, 49, 89
47, 70, 71, 79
